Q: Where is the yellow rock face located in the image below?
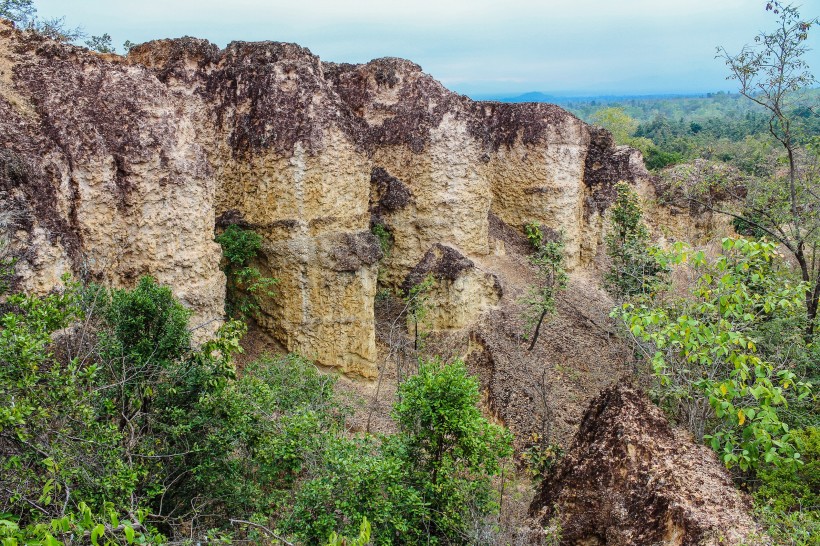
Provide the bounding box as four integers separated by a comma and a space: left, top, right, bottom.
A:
1, 24, 226, 341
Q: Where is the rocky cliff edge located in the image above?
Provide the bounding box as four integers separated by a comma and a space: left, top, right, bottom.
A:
0, 20, 649, 374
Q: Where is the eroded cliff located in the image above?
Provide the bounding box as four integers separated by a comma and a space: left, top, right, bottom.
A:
0, 21, 650, 375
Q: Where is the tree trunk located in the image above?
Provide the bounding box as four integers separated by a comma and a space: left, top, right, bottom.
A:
795, 248, 818, 341
808, 273, 820, 340
528, 309, 548, 351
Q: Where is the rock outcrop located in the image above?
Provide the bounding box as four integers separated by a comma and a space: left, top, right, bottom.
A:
529, 383, 764, 545
0, 20, 650, 374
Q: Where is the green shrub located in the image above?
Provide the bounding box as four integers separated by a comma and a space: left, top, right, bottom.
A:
326, 517, 372, 546
1, 271, 513, 544
285, 436, 426, 545
0, 502, 164, 546
618, 238, 812, 472
644, 146, 683, 170
522, 223, 567, 350
755, 427, 820, 513
181, 353, 346, 526
215, 225, 277, 319
604, 182, 667, 300
102, 276, 191, 366
372, 223, 393, 256
391, 358, 513, 543
286, 358, 512, 545
524, 221, 545, 250
0, 275, 247, 536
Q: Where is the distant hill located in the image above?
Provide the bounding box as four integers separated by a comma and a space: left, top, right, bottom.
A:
476, 91, 715, 105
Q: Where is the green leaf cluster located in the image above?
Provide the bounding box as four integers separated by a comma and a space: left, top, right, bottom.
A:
604, 182, 667, 301
617, 237, 813, 472
1, 272, 512, 544
522, 223, 568, 350
286, 358, 512, 545
215, 225, 278, 320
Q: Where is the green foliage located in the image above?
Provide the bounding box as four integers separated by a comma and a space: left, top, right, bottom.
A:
604, 182, 667, 300
587, 107, 686, 170
215, 225, 278, 319
284, 436, 426, 545
0, 276, 121, 521
372, 223, 393, 256
0, 0, 83, 41
566, 85, 820, 175
753, 427, 820, 545
326, 517, 372, 546
643, 146, 683, 170
524, 222, 545, 249
753, 507, 819, 546
0, 502, 163, 545
284, 358, 512, 546
618, 238, 813, 472
404, 275, 434, 352
0, 275, 250, 536
85, 33, 115, 53
187, 353, 346, 527
0, 270, 511, 544
756, 427, 820, 513
522, 223, 568, 350
0, 211, 16, 296
103, 276, 191, 366
716, 2, 820, 341
217, 224, 263, 266
0, 259, 13, 295
590, 107, 638, 144
392, 358, 513, 543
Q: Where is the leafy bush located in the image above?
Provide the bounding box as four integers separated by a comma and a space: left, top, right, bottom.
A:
524, 222, 546, 249
391, 358, 513, 543
286, 358, 512, 545
618, 238, 813, 472
372, 223, 393, 256
215, 225, 277, 319
0, 275, 247, 537
604, 181, 667, 300
0, 502, 163, 545
754, 427, 819, 546
102, 276, 191, 367
755, 427, 820, 513
644, 146, 683, 170
284, 436, 426, 545
1, 269, 512, 544
326, 518, 372, 546
522, 223, 567, 350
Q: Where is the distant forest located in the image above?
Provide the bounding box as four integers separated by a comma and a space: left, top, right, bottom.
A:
491, 89, 820, 172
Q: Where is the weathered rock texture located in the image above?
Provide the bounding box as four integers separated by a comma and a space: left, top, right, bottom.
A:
530, 383, 764, 545
1, 21, 650, 373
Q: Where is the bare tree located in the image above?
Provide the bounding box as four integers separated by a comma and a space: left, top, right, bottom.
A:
706, 1, 820, 339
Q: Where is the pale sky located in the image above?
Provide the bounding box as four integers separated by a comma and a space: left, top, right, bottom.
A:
32, 0, 820, 98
